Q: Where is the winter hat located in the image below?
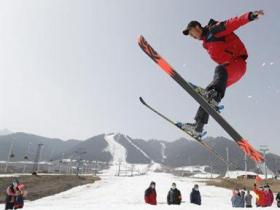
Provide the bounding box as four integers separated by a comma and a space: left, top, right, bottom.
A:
172, 182, 176, 187
13, 178, 19, 184
150, 181, 156, 186
264, 184, 270, 188
183, 20, 202, 36
12, 178, 19, 186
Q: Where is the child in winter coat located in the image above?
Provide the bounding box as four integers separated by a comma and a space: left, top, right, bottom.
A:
144, 181, 157, 205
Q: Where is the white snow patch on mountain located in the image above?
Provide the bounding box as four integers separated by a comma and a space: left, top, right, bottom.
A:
160, 142, 167, 163
122, 135, 151, 161
104, 134, 127, 164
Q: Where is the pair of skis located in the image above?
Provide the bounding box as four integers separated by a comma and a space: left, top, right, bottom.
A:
137, 35, 264, 165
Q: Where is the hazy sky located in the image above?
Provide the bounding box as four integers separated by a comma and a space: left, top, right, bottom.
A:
0, 0, 279, 154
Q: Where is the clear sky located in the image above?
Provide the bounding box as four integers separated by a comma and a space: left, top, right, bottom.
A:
0, 0, 279, 154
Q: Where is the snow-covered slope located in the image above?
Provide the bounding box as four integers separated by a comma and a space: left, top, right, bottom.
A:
3, 172, 277, 210
104, 134, 127, 164
103, 134, 163, 175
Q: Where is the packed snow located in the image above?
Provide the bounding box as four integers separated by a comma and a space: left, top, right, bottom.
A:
1, 170, 279, 210
0, 172, 238, 210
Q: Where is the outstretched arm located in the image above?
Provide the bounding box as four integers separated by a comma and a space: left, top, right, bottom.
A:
210, 10, 264, 37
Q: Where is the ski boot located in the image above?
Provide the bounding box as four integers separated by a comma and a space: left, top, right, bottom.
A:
176, 122, 207, 139
192, 85, 224, 112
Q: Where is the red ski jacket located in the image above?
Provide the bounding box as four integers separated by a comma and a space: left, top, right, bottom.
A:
201, 12, 254, 65
145, 188, 157, 205
254, 186, 266, 207
265, 189, 274, 207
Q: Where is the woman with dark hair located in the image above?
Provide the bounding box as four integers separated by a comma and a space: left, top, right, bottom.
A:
5, 179, 19, 210
144, 181, 157, 205
5, 179, 27, 210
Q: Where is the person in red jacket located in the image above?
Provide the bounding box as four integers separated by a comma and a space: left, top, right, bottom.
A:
178, 10, 264, 137
144, 181, 157, 205
264, 184, 274, 207
254, 183, 266, 207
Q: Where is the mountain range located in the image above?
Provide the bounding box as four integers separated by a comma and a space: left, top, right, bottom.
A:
0, 131, 279, 174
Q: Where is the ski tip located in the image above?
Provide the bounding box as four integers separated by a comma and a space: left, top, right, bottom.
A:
139, 97, 146, 105
137, 35, 144, 44
237, 139, 264, 163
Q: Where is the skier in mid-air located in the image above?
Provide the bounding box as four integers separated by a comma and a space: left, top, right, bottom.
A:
177, 10, 264, 137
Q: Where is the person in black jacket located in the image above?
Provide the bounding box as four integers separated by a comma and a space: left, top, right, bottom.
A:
276, 192, 280, 208
167, 183, 182, 205
190, 184, 201, 205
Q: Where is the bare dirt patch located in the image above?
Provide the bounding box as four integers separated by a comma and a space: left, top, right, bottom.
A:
0, 175, 100, 203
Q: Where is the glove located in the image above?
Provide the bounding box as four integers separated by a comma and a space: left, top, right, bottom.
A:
249, 10, 264, 21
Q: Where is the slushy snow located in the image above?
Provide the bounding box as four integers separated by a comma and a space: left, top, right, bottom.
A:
2, 171, 278, 210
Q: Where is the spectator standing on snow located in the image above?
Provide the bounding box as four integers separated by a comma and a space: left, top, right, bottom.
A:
5, 180, 18, 210
276, 192, 280, 207
245, 190, 253, 208
5, 179, 27, 210
231, 188, 244, 208
167, 182, 182, 205
144, 181, 157, 205
190, 184, 201, 205
253, 183, 266, 207
264, 184, 274, 207
14, 182, 27, 210
240, 190, 245, 207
